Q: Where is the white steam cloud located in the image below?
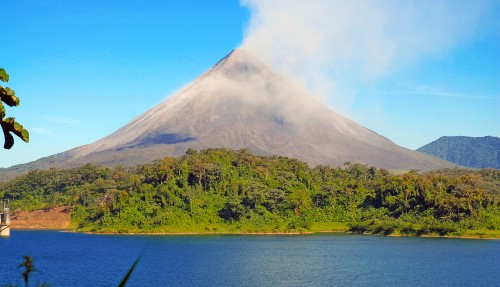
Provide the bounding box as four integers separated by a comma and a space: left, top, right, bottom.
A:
240, 0, 494, 108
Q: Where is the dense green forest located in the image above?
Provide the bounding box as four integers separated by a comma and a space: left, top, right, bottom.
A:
417, 135, 500, 169
1, 148, 499, 237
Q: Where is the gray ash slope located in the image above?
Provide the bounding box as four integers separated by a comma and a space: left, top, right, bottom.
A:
1, 49, 452, 178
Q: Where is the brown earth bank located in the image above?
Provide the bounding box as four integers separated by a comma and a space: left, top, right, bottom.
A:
10, 206, 72, 229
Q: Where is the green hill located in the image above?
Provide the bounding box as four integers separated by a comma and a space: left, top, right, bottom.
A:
417, 136, 500, 169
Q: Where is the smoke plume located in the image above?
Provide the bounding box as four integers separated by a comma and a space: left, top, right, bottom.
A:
240, 0, 494, 109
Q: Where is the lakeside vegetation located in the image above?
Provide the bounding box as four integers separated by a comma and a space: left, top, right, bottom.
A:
1, 148, 499, 237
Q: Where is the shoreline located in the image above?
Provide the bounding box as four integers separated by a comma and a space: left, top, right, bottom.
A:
8, 208, 498, 240
11, 227, 499, 240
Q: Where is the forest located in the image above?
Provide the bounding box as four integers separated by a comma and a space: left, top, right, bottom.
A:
1, 148, 499, 237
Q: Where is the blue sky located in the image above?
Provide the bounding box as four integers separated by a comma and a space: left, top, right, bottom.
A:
1, 0, 499, 168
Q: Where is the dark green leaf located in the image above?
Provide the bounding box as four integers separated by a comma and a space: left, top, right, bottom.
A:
1, 117, 29, 149
0, 86, 19, 107
11, 119, 29, 143
19, 128, 30, 143
0, 102, 5, 119
1, 122, 14, 149
0, 68, 9, 82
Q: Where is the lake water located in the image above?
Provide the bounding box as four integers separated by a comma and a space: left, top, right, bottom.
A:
0, 231, 498, 287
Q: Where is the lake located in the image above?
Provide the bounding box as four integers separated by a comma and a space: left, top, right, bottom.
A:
0, 231, 498, 286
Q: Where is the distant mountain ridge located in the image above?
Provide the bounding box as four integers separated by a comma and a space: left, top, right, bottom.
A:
0, 49, 453, 180
417, 136, 500, 169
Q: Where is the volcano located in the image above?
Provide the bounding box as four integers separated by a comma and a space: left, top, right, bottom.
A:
2, 49, 452, 176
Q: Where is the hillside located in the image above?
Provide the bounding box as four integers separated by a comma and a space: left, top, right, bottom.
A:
417, 136, 500, 169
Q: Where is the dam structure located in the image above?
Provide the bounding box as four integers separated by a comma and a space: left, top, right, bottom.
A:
0, 200, 11, 237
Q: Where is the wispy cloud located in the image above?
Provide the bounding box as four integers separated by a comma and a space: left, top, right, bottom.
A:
29, 127, 56, 136
359, 90, 499, 100
240, 0, 495, 105
45, 116, 81, 125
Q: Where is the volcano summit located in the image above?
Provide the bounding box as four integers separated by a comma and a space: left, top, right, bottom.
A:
3, 49, 451, 175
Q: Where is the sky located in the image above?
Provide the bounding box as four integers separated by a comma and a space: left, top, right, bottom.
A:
1, 0, 499, 168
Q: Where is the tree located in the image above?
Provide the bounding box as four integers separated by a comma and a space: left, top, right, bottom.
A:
0, 68, 29, 149
219, 196, 244, 221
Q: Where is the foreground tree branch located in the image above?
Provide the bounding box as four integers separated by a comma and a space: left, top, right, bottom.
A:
0, 68, 29, 150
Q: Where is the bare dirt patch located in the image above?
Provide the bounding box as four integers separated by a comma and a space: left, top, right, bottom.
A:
10, 206, 72, 229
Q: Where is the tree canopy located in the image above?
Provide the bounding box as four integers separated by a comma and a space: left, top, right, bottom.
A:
0, 68, 29, 150
1, 148, 498, 237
